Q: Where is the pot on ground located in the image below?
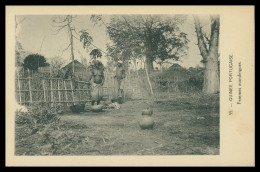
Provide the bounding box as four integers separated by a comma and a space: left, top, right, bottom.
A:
139, 116, 155, 130
142, 107, 153, 116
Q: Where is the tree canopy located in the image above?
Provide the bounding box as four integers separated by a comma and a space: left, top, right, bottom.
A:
23, 54, 49, 71
106, 15, 189, 71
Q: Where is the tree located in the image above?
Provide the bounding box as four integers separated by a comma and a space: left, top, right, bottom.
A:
15, 16, 27, 67
52, 15, 93, 73
89, 49, 102, 62
193, 15, 220, 94
48, 56, 65, 77
15, 41, 26, 67
23, 54, 49, 71
52, 15, 75, 72
105, 15, 189, 72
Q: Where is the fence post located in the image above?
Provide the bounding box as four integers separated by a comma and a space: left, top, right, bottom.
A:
77, 81, 81, 103
28, 77, 33, 103
42, 79, 46, 102
57, 79, 61, 104
50, 79, 54, 107
64, 80, 68, 106
70, 80, 75, 105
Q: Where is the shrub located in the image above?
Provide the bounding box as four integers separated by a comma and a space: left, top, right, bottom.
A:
144, 65, 204, 93
23, 54, 49, 72
15, 103, 87, 155
15, 103, 65, 155
15, 103, 61, 130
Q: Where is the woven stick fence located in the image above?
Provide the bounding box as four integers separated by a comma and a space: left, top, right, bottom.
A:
15, 68, 152, 108
15, 76, 92, 107
103, 72, 147, 100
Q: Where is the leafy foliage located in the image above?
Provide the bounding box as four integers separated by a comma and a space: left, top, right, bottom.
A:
15, 41, 26, 66
144, 64, 204, 93
15, 103, 76, 155
106, 15, 189, 67
48, 56, 65, 77
15, 103, 61, 129
90, 15, 103, 27
79, 30, 93, 50
23, 54, 49, 71
90, 49, 102, 61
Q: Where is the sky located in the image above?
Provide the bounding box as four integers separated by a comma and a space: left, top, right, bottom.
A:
16, 15, 210, 69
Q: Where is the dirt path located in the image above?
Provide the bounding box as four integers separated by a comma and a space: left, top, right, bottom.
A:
60, 96, 219, 155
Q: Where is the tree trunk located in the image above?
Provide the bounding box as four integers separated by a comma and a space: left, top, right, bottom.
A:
144, 37, 154, 72
204, 15, 220, 93
144, 57, 154, 97
133, 59, 140, 79
67, 16, 75, 73
203, 59, 219, 94
146, 56, 154, 72
193, 15, 220, 94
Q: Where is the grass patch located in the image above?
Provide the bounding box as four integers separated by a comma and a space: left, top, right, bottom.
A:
15, 92, 219, 155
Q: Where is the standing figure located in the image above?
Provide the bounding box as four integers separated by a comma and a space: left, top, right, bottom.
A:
114, 60, 126, 103
89, 60, 105, 105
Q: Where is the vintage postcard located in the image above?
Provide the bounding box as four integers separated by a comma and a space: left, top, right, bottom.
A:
6, 6, 255, 166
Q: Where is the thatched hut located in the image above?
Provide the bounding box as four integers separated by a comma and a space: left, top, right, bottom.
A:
159, 64, 191, 82
62, 60, 91, 81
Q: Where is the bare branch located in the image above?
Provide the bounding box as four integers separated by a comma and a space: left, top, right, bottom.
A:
91, 15, 110, 29
73, 35, 80, 40
121, 16, 137, 34
17, 17, 26, 25
193, 15, 209, 59
52, 24, 68, 35
97, 17, 109, 29
50, 20, 68, 28
39, 35, 47, 53
121, 16, 144, 38
202, 32, 210, 43
52, 19, 67, 24
72, 28, 81, 37
60, 43, 71, 57
54, 24, 69, 28
15, 16, 26, 29
208, 15, 220, 56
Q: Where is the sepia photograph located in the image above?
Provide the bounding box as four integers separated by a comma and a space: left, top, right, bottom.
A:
6, 5, 254, 166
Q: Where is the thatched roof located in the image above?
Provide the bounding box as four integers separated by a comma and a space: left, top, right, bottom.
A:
168, 64, 185, 70
62, 60, 86, 72
62, 60, 92, 81
159, 63, 191, 82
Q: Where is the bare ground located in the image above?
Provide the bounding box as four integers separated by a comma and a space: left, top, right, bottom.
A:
15, 93, 219, 155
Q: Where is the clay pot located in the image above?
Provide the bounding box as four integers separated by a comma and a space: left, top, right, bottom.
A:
139, 116, 155, 130
142, 107, 153, 116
